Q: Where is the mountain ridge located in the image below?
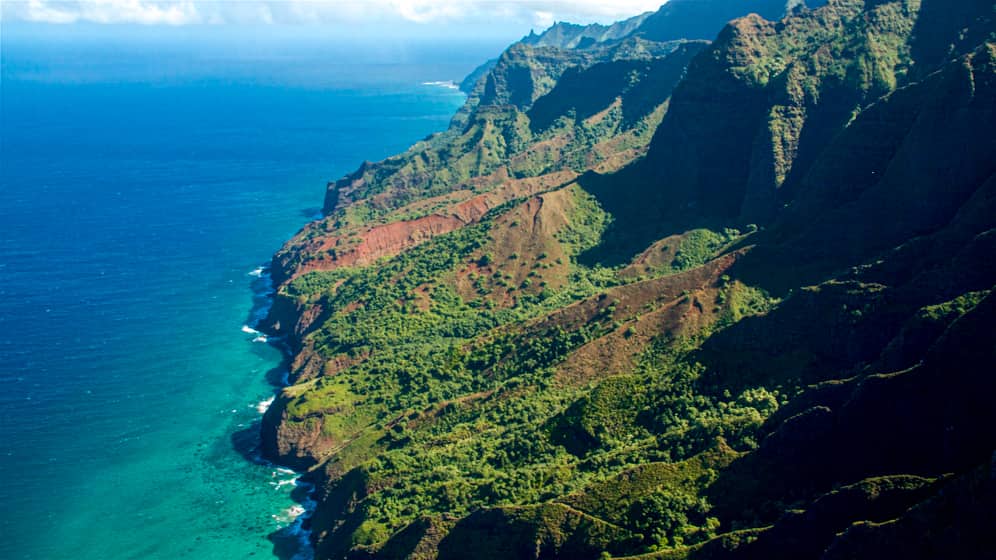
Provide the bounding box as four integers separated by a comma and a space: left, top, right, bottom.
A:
260, 1, 996, 558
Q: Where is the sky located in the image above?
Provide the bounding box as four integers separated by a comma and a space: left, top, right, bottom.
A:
1, 1, 667, 38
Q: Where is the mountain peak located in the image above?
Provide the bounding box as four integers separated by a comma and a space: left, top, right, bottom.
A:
261, 1, 996, 558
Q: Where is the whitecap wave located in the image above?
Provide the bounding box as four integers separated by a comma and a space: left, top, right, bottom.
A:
248, 266, 265, 277
422, 80, 459, 90
266, 475, 317, 559
241, 325, 261, 335
271, 476, 298, 490
253, 335, 269, 343
286, 505, 306, 518
256, 396, 275, 414
272, 504, 306, 523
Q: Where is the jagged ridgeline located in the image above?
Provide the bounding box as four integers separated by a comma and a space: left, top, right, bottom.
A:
261, 0, 996, 558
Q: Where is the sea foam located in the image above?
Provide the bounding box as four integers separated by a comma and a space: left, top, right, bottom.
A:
256, 396, 274, 414
422, 80, 459, 90
271, 476, 298, 490
288, 481, 318, 560
272, 504, 307, 523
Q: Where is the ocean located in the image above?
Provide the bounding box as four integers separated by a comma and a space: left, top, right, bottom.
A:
0, 24, 504, 560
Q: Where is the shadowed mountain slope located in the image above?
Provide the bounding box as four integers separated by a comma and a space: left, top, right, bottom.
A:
260, 1, 996, 558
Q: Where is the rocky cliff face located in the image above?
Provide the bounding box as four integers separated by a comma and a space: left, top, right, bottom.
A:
261, 1, 996, 558
636, 0, 923, 224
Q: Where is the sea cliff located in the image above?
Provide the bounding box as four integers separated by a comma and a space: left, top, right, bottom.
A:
259, 1, 996, 558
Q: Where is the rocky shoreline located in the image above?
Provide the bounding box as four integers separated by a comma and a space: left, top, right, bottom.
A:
250, 1, 996, 558
249, 265, 323, 559
259, 266, 332, 471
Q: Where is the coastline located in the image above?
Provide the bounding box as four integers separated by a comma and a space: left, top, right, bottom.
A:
245, 82, 473, 560
2, 26, 480, 555
246, 264, 319, 560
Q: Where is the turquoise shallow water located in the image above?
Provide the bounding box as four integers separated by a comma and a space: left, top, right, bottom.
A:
0, 26, 502, 560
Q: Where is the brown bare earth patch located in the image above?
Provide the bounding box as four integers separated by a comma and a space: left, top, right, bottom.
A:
537, 250, 746, 335
507, 132, 573, 169
591, 146, 647, 174
454, 186, 576, 306
287, 342, 326, 383
584, 98, 622, 127
620, 233, 688, 279
555, 287, 719, 386
320, 350, 370, 379
276, 171, 578, 282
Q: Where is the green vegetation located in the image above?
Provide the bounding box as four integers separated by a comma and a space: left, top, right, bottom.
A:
557, 185, 614, 256
319, 39, 690, 225
263, 1, 996, 558
670, 229, 739, 272
917, 290, 990, 322
272, 182, 774, 556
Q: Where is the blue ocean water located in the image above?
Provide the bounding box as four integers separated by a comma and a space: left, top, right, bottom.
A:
0, 25, 504, 560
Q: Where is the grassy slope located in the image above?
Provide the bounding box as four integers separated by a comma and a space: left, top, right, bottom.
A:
261, 1, 996, 558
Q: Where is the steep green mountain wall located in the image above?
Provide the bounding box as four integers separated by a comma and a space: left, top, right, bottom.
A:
260, 1, 996, 558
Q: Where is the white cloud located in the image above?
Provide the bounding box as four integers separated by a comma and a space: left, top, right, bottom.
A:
394, 1, 466, 23
3, 0, 667, 27
253, 3, 274, 24
20, 0, 78, 23
15, 0, 202, 25
532, 10, 554, 29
